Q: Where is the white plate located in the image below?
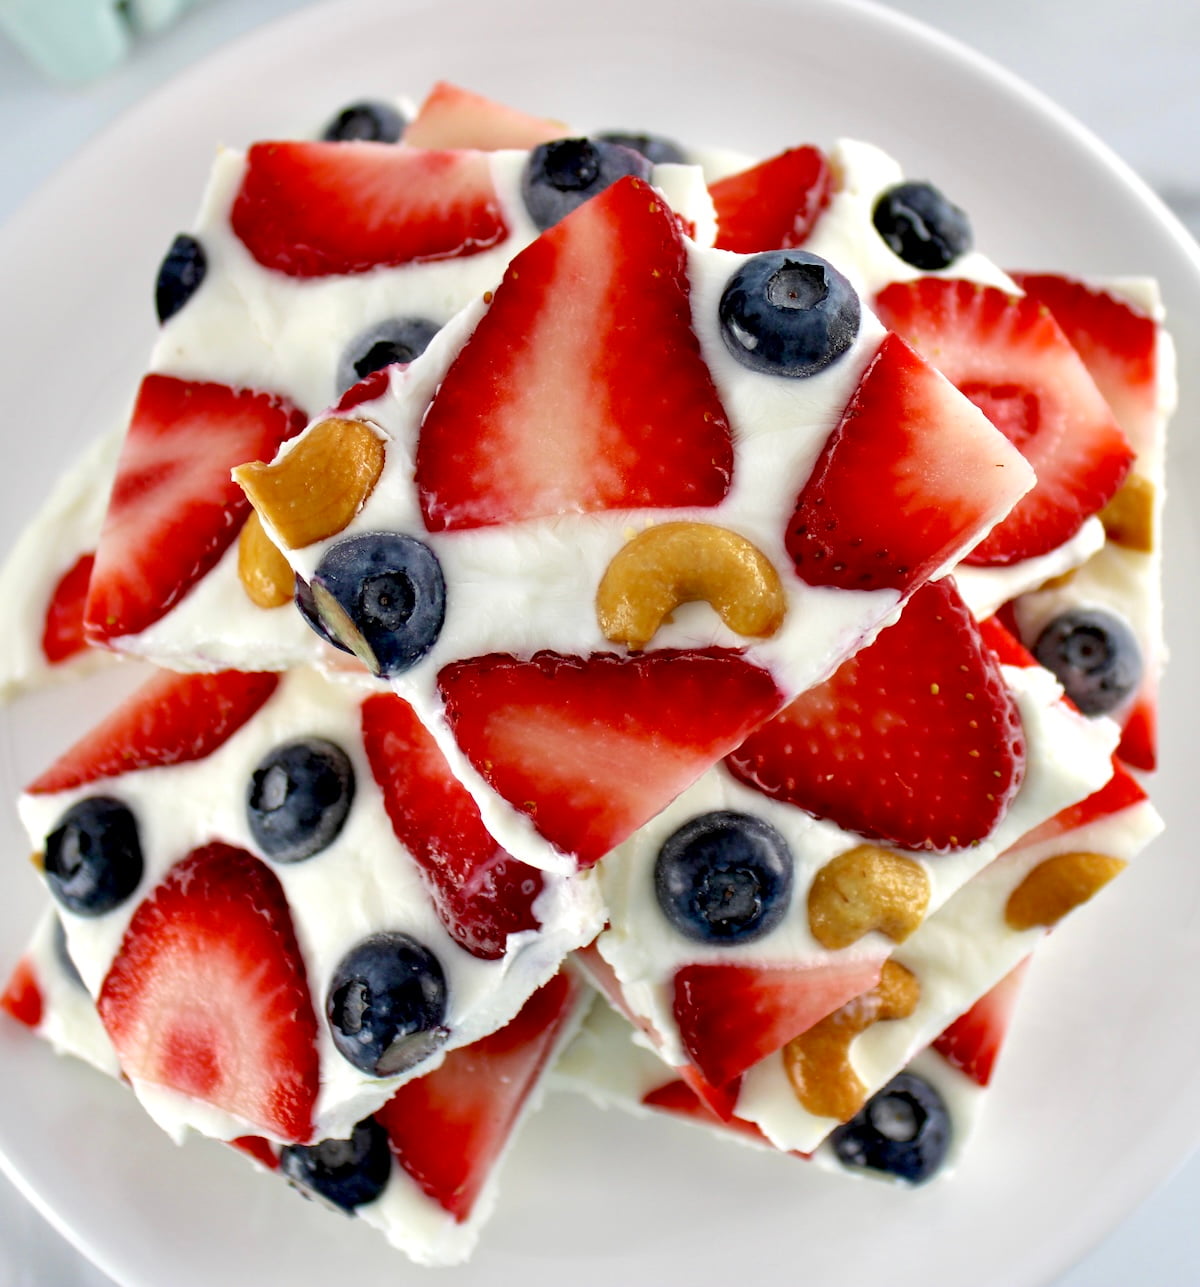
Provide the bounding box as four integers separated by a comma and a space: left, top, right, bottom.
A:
1, 0, 1198, 1283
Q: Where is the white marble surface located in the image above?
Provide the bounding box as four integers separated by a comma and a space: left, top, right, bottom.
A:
0, 1, 1196, 1283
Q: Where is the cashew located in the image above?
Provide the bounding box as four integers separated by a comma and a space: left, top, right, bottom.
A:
808, 845, 930, 950
595, 522, 785, 650
1099, 474, 1155, 553
237, 511, 294, 609
1004, 851, 1127, 931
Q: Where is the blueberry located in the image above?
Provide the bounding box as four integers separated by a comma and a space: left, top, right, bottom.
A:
247, 738, 355, 864
719, 250, 860, 378
522, 137, 651, 230
830, 1071, 951, 1184
309, 533, 446, 678
294, 575, 352, 655
872, 181, 972, 271
52, 917, 85, 991
280, 1116, 391, 1212
1033, 607, 1142, 716
321, 100, 406, 144
155, 233, 207, 324
43, 797, 143, 917
327, 933, 449, 1076
654, 810, 793, 944
596, 130, 688, 165
336, 317, 440, 393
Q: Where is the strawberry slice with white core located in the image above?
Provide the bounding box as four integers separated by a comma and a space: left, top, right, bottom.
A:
231, 142, 509, 277
873, 277, 1134, 566
85, 375, 306, 643
932, 958, 1030, 1087
376, 971, 578, 1221
403, 81, 567, 151
416, 177, 733, 531
438, 649, 783, 868
41, 553, 94, 665
786, 333, 1033, 593
726, 578, 1026, 851
709, 146, 832, 254
98, 842, 319, 1144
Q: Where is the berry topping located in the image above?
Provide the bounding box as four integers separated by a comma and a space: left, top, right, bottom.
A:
596, 130, 688, 165
718, 250, 860, 378
1033, 607, 1142, 716
709, 146, 832, 254
321, 100, 406, 144
932, 960, 1029, 1087
43, 797, 144, 916
654, 810, 793, 944
247, 738, 355, 864
521, 137, 651, 230
41, 552, 94, 665
308, 533, 446, 677
326, 933, 449, 1077
155, 233, 207, 323
1, 957, 43, 1029
403, 81, 566, 151
279, 1116, 392, 1212
336, 316, 440, 392
829, 1071, 951, 1184
871, 181, 972, 271
98, 843, 319, 1143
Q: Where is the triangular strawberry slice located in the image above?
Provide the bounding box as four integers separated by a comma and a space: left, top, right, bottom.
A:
438, 649, 783, 867
97, 842, 320, 1143
1117, 696, 1157, 772
785, 333, 1034, 593
709, 146, 831, 254
1, 956, 43, 1029
41, 552, 94, 665
85, 375, 306, 643
360, 691, 544, 961
26, 669, 279, 795
672, 956, 883, 1089
726, 578, 1026, 851
403, 81, 567, 151
932, 958, 1030, 1087
375, 971, 579, 1222
415, 176, 734, 531
230, 142, 509, 277
873, 277, 1134, 566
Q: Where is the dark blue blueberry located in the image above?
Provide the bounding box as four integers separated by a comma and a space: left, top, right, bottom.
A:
310, 533, 445, 678
830, 1072, 951, 1184
654, 810, 793, 944
522, 137, 651, 230
155, 233, 207, 324
336, 316, 441, 393
52, 916, 85, 990
294, 575, 352, 655
247, 738, 355, 864
321, 100, 406, 144
872, 181, 972, 271
280, 1116, 391, 1212
596, 130, 688, 166
43, 797, 143, 917
1033, 607, 1142, 716
327, 933, 449, 1076
719, 250, 860, 379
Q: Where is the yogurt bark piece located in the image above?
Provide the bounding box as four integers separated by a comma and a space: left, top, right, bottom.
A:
17, 664, 602, 1144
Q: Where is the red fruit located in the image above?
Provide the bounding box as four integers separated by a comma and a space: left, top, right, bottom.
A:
673, 956, 883, 1088
977, 613, 1039, 669
377, 971, 578, 1221
727, 578, 1026, 851
642, 1078, 787, 1149
786, 334, 1033, 593
933, 958, 1030, 1087
334, 367, 392, 412
1, 957, 43, 1029
416, 177, 733, 531
404, 81, 566, 151
709, 146, 831, 254
438, 649, 783, 867
1008, 759, 1146, 853
231, 142, 508, 277
85, 375, 306, 643
873, 278, 1134, 565
1117, 693, 1157, 772
361, 692, 544, 961
42, 553, 95, 665
26, 669, 279, 796
229, 1135, 280, 1171
98, 843, 319, 1144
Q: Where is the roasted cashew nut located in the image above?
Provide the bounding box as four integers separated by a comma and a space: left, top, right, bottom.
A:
1005, 851, 1127, 931
237, 511, 295, 609
808, 845, 930, 950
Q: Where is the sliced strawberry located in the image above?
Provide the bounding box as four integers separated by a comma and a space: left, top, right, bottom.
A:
1008, 759, 1146, 853
977, 612, 1039, 669
27, 669, 279, 796
642, 1078, 778, 1148
873, 278, 1134, 566
709, 146, 831, 254
438, 649, 783, 867
786, 333, 1033, 592
1117, 693, 1157, 772
334, 367, 392, 412
726, 578, 1026, 851
361, 692, 544, 960
403, 81, 566, 151
230, 142, 508, 277
1, 956, 43, 1029
98, 842, 319, 1143
42, 553, 95, 665
416, 177, 733, 531
933, 958, 1030, 1087
673, 956, 883, 1088
229, 1135, 280, 1171
377, 971, 578, 1221
85, 375, 306, 643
